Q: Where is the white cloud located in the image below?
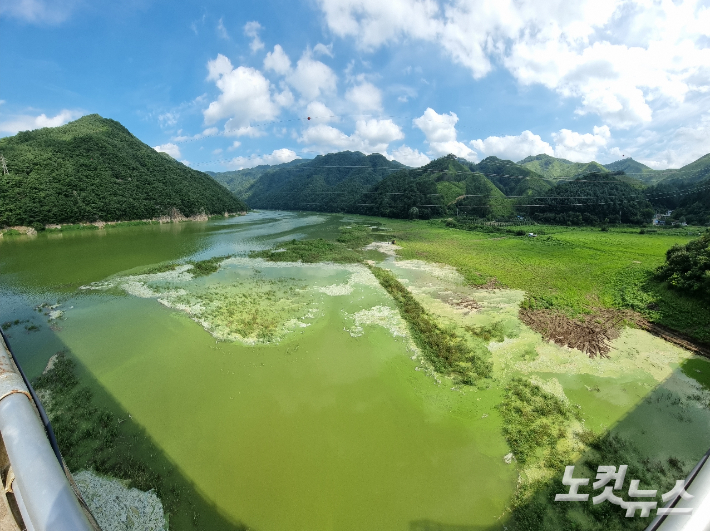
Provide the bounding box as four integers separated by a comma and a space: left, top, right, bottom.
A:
0, 109, 82, 135
287, 51, 338, 101
216, 18, 229, 39
299, 118, 404, 154
471, 130, 554, 161
388, 145, 431, 167
225, 148, 300, 169
264, 45, 292, 75
306, 101, 337, 122
158, 112, 178, 127
228, 140, 241, 151
552, 125, 611, 162
153, 143, 182, 159
203, 54, 282, 130
274, 87, 295, 108
316, 0, 710, 128
413, 108, 476, 160
244, 21, 264, 52
313, 43, 334, 57
0, 0, 79, 24
345, 82, 382, 112
212, 148, 223, 155
629, 112, 710, 169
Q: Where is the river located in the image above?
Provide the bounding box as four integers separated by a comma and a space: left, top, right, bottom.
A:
1, 211, 708, 531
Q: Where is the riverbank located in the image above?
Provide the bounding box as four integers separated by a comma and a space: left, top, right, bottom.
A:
0, 210, 247, 237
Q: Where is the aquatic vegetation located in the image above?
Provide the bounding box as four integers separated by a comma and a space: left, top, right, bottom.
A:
33, 352, 251, 531
499, 377, 579, 466
369, 265, 491, 383
251, 238, 363, 263
188, 255, 233, 277
74, 470, 166, 531
386, 219, 710, 344
345, 305, 410, 339
336, 224, 377, 248
167, 277, 314, 344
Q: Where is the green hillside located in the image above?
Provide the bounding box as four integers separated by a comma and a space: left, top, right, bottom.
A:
646, 176, 710, 225
244, 151, 403, 211
518, 154, 609, 180
354, 155, 514, 219
0, 115, 245, 226
463, 156, 546, 195
206, 159, 307, 199
671, 153, 710, 184
531, 172, 654, 225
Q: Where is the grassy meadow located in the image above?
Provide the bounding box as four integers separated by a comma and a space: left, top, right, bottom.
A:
382, 220, 710, 343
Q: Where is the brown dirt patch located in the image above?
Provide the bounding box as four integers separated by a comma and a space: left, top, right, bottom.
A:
447, 296, 480, 312
519, 308, 628, 358
475, 277, 503, 290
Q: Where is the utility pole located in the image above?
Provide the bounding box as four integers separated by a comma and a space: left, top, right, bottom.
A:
0, 154, 8, 175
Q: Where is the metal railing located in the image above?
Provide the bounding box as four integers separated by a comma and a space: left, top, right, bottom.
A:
0, 332, 96, 531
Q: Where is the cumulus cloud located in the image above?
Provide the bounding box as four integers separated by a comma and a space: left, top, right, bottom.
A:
153, 143, 182, 159
243, 21, 264, 52
203, 54, 283, 131
316, 0, 710, 127
225, 148, 300, 169
388, 145, 431, 167
345, 82, 382, 112
413, 108, 476, 160
313, 43, 334, 57
306, 101, 337, 122
286, 51, 338, 101
552, 125, 611, 162
264, 45, 292, 75
628, 113, 710, 169
299, 118, 403, 153
0, 109, 82, 135
471, 130, 554, 161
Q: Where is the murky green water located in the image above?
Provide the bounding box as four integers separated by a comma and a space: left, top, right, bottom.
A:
0, 212, 515, 530
2, 211, 709, 531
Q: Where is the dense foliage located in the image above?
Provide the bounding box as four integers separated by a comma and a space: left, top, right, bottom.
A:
645, 176, 710, 226
656, 230, 710, 297
0, 114, 246, 226
530, 172, 655, 225
518, 153, 610, 181
369, 265, 492, 383
243, 151, 403, 210
207, 159, 306, 198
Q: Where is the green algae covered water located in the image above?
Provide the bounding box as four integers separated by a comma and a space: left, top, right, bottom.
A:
1, 211, 709, 531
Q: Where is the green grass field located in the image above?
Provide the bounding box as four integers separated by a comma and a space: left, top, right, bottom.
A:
382, 220, 710, 343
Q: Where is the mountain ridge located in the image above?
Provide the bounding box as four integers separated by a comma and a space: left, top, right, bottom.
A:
0, 114, 246, 226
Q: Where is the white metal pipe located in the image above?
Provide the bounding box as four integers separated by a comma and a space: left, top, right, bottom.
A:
0, 393, 94, 531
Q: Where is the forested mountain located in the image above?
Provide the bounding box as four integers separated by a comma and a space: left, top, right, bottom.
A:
517, 154, 610, 180
351, 155, 514, 219
646, 176, 710, 225
530, 172, 655, 225
243, 151, 404, 211
459, 156, 551, 196
666, 153, 710, 184
206, 159, 307, 199
0, 115, 245, 226
602, 157, 657, 181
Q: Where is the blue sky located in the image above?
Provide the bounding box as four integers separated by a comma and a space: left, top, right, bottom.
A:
1, 0, 710, 170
